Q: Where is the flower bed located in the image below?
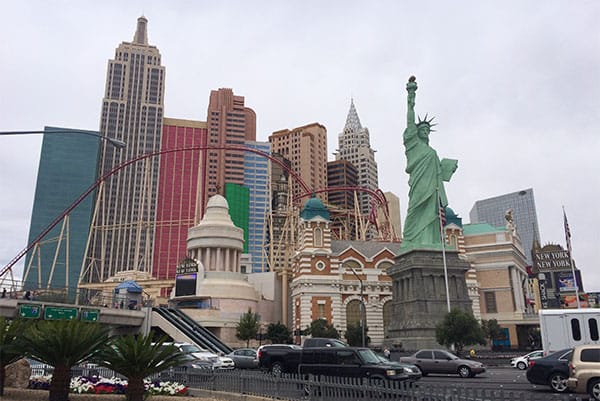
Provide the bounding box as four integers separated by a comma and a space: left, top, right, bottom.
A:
29, 375, 188, 396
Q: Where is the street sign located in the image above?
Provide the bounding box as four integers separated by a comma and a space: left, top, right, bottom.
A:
80, 309, 100, 322
44, 306, 78, 321
19, 303, 41, 319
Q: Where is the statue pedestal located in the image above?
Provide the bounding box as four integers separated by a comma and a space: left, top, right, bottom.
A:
386, 248, 472, 351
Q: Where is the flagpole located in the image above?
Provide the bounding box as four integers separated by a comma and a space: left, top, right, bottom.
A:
439, 189, 451, 313
563, 206, 581, 309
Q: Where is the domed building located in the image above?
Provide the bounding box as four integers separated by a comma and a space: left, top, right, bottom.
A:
172, 194, 261, 344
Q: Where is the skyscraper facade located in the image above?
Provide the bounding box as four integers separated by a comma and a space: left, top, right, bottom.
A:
201, 88, 256, 216
334, 100, 378, 217
327, 159, 358, 240
152, 118, 207, 280
24, 127, 100, 291
269, 123, 328, 203
469, 188, 541, 265
85, 16, 165, 283
244, 141, 272, 272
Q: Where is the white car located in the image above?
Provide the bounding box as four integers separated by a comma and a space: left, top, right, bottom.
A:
510, 350, 545, 370
218, 355, 235, 369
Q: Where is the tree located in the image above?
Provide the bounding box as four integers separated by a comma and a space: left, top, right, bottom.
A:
306, 318, 340, 339
21, 319, 109, 401
236, 308, 259, 347
265, 322, 292, 344
0, 318, 30, 396
96, 334, 189, 401
435, 308, 486, 354
481, 319, 503, 346
344, 323, 370, 347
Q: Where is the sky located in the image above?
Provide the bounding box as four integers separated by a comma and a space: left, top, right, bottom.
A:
1, 1, 599, 290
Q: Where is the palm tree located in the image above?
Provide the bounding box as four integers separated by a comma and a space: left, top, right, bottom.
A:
95, 334, 189, 401
21, 319, 109, 401
0, 317, 31, 396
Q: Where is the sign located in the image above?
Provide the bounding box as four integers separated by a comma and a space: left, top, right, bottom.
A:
44, 306, 78, 321
19, 304, 41, 319
176, 258, 198, 274
534, 249, 571, 271
80, 309, 100, 322
556, 271, 578, 292
538, 273, 549, 309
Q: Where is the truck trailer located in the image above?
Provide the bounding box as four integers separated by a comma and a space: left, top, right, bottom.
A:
539, 309, 600, 354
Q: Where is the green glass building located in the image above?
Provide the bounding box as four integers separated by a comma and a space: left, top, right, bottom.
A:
225, 183, 250, 253
23, 127, 100, 293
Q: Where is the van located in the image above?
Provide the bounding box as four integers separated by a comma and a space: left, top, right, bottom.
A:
567, 344, 600, 400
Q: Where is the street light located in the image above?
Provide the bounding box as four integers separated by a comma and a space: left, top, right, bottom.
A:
347, 265, 366, 347
0, 129, 126, 149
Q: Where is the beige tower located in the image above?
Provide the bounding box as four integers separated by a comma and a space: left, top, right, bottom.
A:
269, 123, 328, 202
86, 16, 165, 282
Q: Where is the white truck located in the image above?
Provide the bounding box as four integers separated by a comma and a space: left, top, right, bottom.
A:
539, 309, 600, 354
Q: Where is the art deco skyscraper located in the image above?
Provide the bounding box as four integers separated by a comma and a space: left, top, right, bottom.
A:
334, 100, 379, 218
85, 17, 165, 282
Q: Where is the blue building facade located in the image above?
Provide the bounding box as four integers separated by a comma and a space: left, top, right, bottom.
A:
244, 141, 271, 272
23, 127, 100, 293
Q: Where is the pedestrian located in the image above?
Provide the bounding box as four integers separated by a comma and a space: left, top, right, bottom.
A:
469, 348, 476, 358
1, 288, 6, 298
383, 347, 391, 359
24, 291, 31, 300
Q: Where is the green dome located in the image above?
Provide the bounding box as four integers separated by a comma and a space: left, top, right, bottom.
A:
300, 195, 330, 221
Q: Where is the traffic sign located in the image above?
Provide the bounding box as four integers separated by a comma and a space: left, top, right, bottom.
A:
19, 304, 41, 319
44, 306, 78, 321
80, 309, 100, 322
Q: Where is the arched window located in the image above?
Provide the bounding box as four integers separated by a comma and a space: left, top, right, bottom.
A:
314, 227, 323, 247
346, 299, 362, 327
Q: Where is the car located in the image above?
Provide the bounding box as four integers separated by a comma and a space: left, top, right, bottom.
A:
399, 349, 485, 378
526, 348, 572, 393
217, 355, 235, 370
163, 342, 228, 369
510, 350, 545, 370
226, 348, 259, 369
375, 354, 422, 381
567, 344, 600, 400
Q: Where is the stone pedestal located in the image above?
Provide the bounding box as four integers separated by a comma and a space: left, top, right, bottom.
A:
386, 249, 472, 351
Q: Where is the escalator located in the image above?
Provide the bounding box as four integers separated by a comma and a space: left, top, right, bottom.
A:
152, 307, 233, 354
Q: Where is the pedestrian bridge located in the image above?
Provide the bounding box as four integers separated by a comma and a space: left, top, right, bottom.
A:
0, 298, 232, 354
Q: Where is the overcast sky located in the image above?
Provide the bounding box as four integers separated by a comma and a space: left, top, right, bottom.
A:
1, 1, 599, 290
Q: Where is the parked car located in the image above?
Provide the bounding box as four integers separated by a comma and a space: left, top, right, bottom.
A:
567, 344, 600, 400
510, 350, 545, 370
526, 348, 572, 393
164, 342, 234, 369
399, 349, 485, 378
375, 355, 422, 381
226, 348, 259, 369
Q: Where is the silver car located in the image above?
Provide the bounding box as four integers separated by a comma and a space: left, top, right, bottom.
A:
399, 349, 486, 378
226, 348, 259, 369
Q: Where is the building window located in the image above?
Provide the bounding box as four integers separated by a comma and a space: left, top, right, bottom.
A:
484, 292, 497, 313
316, 261, 325, 271
346, 299, 361, 327
314, 227, 323, 247
317, 301, 326, 319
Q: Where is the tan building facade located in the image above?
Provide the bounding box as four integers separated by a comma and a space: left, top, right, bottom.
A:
269, 123, 328, 202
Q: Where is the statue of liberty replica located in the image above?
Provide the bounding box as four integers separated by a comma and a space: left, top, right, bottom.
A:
386, 76, 472, 350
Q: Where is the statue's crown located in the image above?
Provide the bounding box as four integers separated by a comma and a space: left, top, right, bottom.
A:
417, 114, 437, 131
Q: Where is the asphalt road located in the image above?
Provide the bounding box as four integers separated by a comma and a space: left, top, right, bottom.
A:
419, 367, 585, 400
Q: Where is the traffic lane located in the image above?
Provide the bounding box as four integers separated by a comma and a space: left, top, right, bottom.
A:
418, 367, 572, 395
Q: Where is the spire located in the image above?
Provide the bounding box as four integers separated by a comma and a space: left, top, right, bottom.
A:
133, 16, 148, 45
344, 98, 362, 131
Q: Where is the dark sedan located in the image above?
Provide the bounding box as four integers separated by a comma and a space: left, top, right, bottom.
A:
526, 348, 572, 393
375, 355, 422, 381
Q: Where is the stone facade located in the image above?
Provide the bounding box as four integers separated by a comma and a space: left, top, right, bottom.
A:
386, 249, 472, 350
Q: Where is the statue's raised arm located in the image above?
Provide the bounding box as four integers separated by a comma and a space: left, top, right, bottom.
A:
406, 76, 417, 127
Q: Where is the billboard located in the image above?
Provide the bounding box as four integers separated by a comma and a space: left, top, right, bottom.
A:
534, 249, 571, 271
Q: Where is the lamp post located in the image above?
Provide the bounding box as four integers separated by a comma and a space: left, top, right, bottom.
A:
0, 129, 126, 149
348, 265, 366, 347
